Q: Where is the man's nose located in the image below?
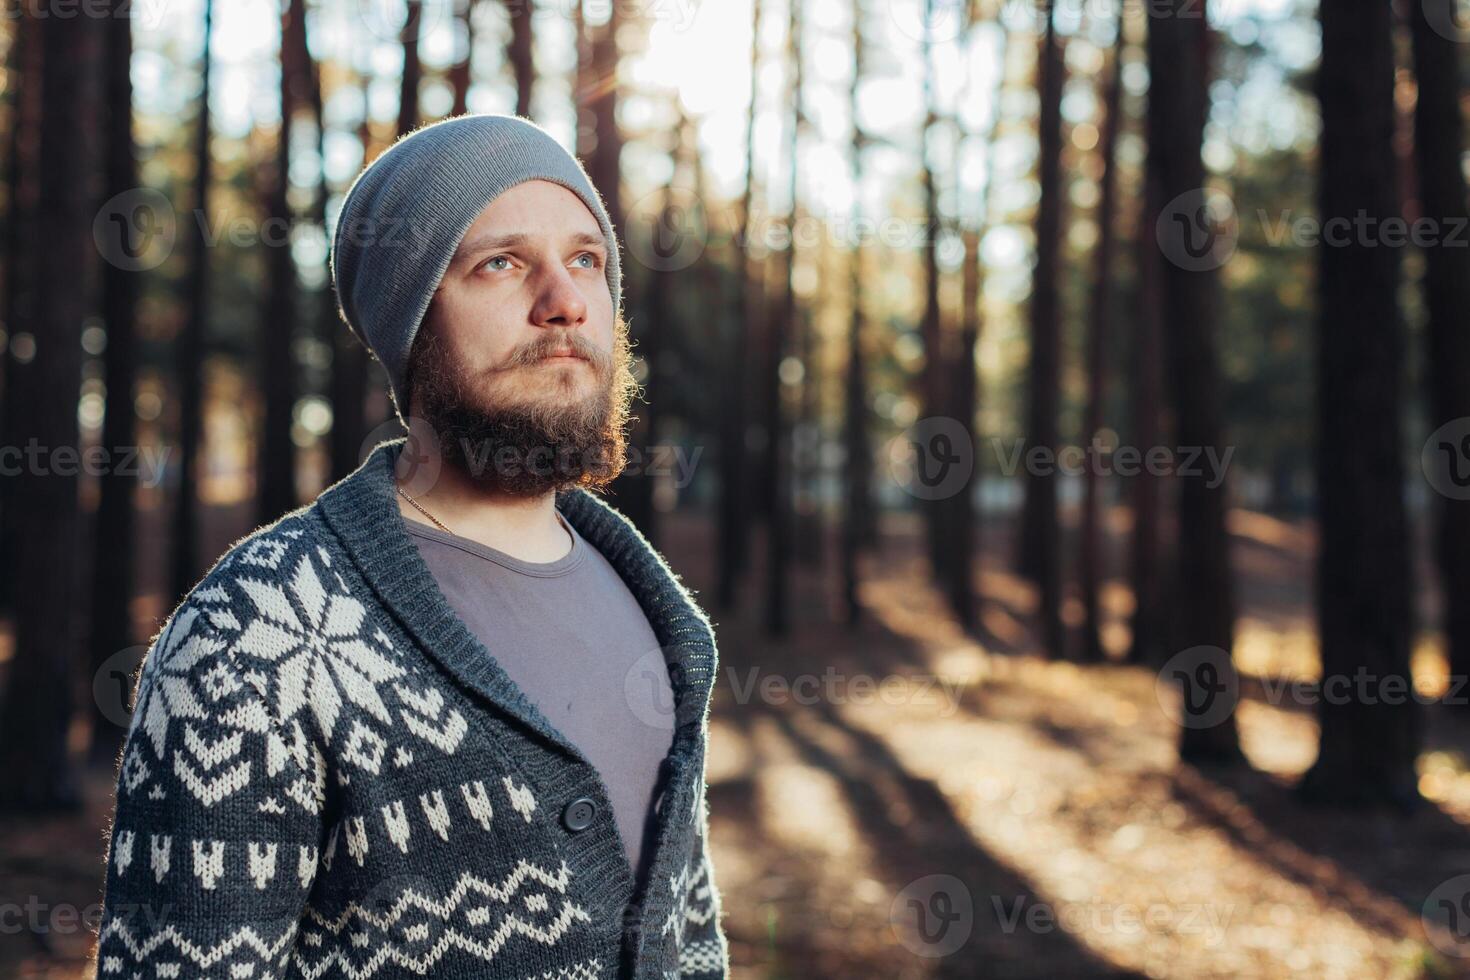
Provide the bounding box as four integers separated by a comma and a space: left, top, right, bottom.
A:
530, 264, 588, 327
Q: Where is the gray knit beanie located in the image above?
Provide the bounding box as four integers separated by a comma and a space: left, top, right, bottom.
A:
330, 113, 623, 422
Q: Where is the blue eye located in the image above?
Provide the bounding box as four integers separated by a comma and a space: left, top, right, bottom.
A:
484, 255, 511, 272
575, 252, 599, 269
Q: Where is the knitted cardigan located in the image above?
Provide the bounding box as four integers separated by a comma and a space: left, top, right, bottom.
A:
94, 439, 729, 980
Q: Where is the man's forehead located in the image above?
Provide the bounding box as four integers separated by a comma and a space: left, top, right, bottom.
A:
454, 182, 604, 257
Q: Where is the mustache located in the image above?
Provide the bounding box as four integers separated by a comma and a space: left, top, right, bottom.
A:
494, 333, 608, 373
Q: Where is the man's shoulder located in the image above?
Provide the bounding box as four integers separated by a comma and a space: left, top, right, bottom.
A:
184, 504, 331, 603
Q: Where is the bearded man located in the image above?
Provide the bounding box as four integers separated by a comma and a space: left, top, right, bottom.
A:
93, 114, 729, 980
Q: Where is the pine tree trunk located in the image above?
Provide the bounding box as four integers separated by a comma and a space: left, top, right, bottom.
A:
1146, 0, 1242, 763
1018, 5, 1065, 659
716, 0, 763, 611
1411, 0, 1470, 702
450, 0, 480, 117
398, 1, 423, 134
0, 8, 102, 810
89, 0, 141, 762
172, 0, 212, 599
0, 11, 44, 614
505, 0, 533, 117
1127, 172, 1167, 667
1079, 30, 1124, 664
256, 0, 303, 525
764, 0, 802, 637
1299, 0, 1419, 809
840, 0, 871, 627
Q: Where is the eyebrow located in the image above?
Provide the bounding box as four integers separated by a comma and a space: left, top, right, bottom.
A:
454, 230, 606, 263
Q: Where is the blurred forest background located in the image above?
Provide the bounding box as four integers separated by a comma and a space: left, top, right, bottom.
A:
4, 0, 1470, 976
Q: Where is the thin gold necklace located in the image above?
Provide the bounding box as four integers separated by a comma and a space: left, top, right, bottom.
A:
396, 485, 454, 535
396, 485, 573, 544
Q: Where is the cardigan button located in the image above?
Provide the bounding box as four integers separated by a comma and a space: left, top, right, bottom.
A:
562, 797, 598, 832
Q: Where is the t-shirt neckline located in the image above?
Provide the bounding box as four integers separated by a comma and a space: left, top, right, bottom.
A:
402, 507, 585, 578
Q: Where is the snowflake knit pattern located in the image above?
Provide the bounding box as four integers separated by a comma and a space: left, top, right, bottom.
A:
94, 438, 729, 980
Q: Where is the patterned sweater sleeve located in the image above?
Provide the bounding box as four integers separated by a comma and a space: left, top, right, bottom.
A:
94, 590, 328, 980
678, 778, 731, 979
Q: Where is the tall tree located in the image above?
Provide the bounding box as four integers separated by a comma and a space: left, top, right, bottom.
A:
256, 0, 306, 524
450, 0, 482, 116
1300, 0, 1419, 807
1017, 2, 1066, 659
582, 2, 651, 531
764, 0, 803, 636
1078, 24, 1125, 663
0, 10, 43, 612
840, 0, 872, 626
1146, 0, 1242, 763
172, 0, 213, 598
504, 0, 533, 117
716, 0, 764, 610
942, 17, 1012, 633
1127, 170, 1167, 667
398, 0, 424, 134
917, 0, 946, 587
89, 0, 141, 761
0, 8, 102, 809
1411, 0, 1470, 698
331, 67, 371, 480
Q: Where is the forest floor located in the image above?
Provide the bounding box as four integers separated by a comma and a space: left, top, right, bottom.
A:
2, 504, 1470, 978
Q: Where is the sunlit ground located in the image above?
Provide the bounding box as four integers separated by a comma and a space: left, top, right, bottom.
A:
682, 507, 1465, 980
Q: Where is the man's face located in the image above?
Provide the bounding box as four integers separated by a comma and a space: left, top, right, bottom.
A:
406, 179, 637, 494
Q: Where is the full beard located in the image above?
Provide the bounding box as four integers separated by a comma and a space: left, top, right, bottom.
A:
407, 318, 638, 496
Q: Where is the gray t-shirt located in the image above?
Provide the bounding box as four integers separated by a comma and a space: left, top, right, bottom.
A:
404, 509, 676, 890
